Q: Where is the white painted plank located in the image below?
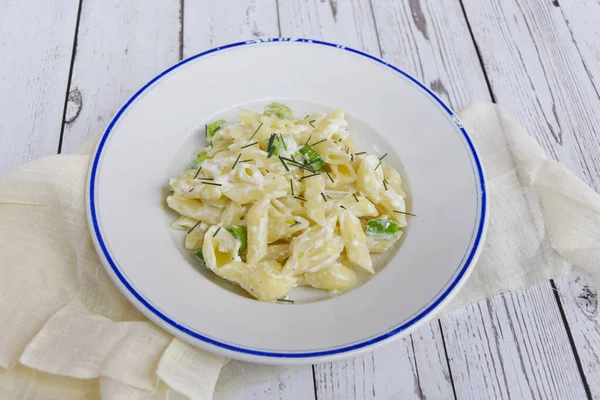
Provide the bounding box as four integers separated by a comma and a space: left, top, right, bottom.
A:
215, 364, 316, 400
371, 0, 491, 110
59, 0, 180, 153
277, 0, 380, 55
374, 1, 591, 398
555, 271, 600, 399
441, 281, 588, 399
0, 0, 79, 172
183, 0, 278, 56
278, 2, 454, 399
462, 0, 600, 192
558, 0, 600, 93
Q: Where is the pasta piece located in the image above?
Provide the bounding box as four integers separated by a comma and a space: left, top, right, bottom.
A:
166, 196, 222, 225
366, 233, 402, 253
221, 201, 246, 226
378, 187, 408, 227
304, 262, 357, 291
316, 140, 351, 165
267, 216, 310, 243
221, 183, 264, 204
269, 199, 293, 219
266, 243, 291, 264
170, 216, 199, 231
336, 194, 378, 217
169, 176, 222, 200
303, 174, 326, 225
202, 225, 241, 270
234, 163, 264, 184
328, 163, 356, 184
238, 108, 262, 125
216, 261, 296, 301
356, 154, 384, 203
382, 163, 404, 194
339, 209, 374, 274
246, 198, 270, 265
184, 222, 209, 250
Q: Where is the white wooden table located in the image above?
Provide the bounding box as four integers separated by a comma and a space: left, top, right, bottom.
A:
2, 0, 599, 399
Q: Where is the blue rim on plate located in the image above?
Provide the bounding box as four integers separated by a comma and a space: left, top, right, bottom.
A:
88, 38, 487, 359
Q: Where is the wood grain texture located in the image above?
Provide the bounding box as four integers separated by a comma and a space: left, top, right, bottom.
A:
558, 0, 600, 95
277, 0, 380, 55
216, 365, 316, 400
59, 0, 180, 153
371, 0, 491, 110
555, 272, 600, 399
462, 0, 600, 192
442, 281, 588, 399
0, 0, 79, 172
183, 0, 278, 56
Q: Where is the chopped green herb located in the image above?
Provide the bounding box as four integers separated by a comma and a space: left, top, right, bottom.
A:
353, 193, 359, 202
375, 161, 382, 170
199, 181, 222, 186
309, 120, 316, 128
351, 154, 354, 162
240, 159, 253, 163
393, 210, 417, 217
340, 205, 347, 210
304, 134, 312, 146
278, 156, 290, 172
354, 151, 366, 156
321, 192, 327, 202
383, 179, 388, 191
264, 103, 293, 119
365, 219, 400, 240
322, 166, 334, 183
226, 225, 247, 253
300, 172, 321, 180
241, 141, 258, 149
294, 196, 307, 202
207, 119, 226, 138
289, 220, 301, 227
379, 153, 388, 161
310, 138, 327, 146
213, 226, 222, 237
204, 124, 208, 138
266, 134, 277, 158
298, 145, 324, 169
231, 154, 242, 170
250, 122, 263, 140
193, 167, 202, 179
194, 247, 204, 261
188, 221, 202, 234
188, 187, 195, 192
277, 298, 294, 303
290, 179, 294, 196
279, 133, 287, 151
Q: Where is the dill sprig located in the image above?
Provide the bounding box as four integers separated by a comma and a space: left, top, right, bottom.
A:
188, 220, 202, 233
311, 138, 327, 146
294, 196, 307, 202
241, 141, 258, 149
321, 192, 327, 202
300, 172, 321, 180
353, 193, 359, 202
213, 226, 222, 237
231, 154, 241, 170
280, 157, 316, 172
250, 122, 263, 140
393, 210, 417, 217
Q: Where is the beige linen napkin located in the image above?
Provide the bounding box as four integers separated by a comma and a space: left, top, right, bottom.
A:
1, 102, 599, 399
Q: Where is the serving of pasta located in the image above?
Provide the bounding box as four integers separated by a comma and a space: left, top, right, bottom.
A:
166, 103, 411, 302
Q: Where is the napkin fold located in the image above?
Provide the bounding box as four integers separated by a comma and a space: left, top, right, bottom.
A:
0, 102, 598, 399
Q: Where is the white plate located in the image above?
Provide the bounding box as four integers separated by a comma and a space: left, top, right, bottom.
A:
87, 38, 487, 365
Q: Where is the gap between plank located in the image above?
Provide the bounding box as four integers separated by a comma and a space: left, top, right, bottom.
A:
458, 0, 496, 103
56, 0, 84, 154
550, 279, 593, 400
438, 320, 458, 400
